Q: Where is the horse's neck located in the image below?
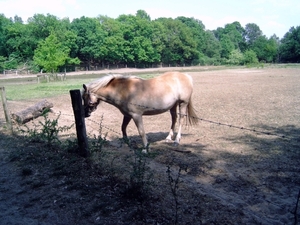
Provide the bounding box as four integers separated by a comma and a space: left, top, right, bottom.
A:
95, 87, 118, 105
94, 88, 109, 101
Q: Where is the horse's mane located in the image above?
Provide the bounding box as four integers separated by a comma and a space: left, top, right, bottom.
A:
86, 74, 139, 92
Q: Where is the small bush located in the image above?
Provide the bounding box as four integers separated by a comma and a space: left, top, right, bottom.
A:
90, 116, 109, 159
18, 112, 73, 147
166, 163, 188, 225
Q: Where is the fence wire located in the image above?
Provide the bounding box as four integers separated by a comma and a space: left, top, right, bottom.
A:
56, 109, 287, 140
78, 93, 289, 139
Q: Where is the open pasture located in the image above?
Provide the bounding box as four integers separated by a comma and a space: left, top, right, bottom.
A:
0, 67, 300, 224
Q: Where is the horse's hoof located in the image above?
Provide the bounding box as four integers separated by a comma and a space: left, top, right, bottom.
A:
173, 142, 179, 147
142, 149, 148, 154
165, 138, 172, 143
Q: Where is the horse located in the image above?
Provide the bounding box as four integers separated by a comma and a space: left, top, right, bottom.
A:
82, 71, 198, 150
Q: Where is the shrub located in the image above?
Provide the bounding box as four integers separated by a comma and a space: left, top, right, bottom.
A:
18, 112, 73, 146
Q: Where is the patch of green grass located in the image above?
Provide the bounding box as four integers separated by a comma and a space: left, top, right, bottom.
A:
4, 79, 90, 101
3, 73, 157, 101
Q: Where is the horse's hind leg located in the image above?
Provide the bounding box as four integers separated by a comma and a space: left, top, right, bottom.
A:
174, 102, 187, 146
166, 104, 177, 142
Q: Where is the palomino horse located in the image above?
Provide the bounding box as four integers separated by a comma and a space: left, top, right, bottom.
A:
82, 71, 198, 149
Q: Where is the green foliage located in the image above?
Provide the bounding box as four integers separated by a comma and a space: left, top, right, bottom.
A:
127, 147, 153, 200
120, 138, 153, 200
215, 21, 245, 58
34, 33, 68, 72
156, 17, 199, 65
220, 35, 235, 58
244, 23, 263, 46
18, 112, 74, 146
244, 49, 259, 64
166, 163, 188, 225
251, 35, 278, 62
117, 13, 160, 65
71, 16, 107, 65
0, 11, 298, 70
279, 26, 300, 63
202, 31, 221, 62
177, 17, 206, 55
0, 14, 11, 56
90, 115, 108, 155
227, 49, 244, 65
0, 55, 6, 71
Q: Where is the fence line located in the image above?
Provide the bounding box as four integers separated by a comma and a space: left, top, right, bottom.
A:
82, 94, 288, 140
55, 109, 287, 141
54, 112, 122, 137
0, 87, 13, 134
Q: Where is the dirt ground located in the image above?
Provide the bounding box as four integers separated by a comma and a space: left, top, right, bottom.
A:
0, 67, 300, 224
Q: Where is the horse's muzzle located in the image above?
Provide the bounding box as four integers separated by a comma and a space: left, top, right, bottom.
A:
84, 113, 91, 118
84, 108, 91, 118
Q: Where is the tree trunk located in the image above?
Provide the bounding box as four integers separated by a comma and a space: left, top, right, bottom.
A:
12, 100, 54, 124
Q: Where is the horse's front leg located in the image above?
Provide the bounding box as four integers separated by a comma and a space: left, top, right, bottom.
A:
132, 115, 148, 150
121, 115, 132, 139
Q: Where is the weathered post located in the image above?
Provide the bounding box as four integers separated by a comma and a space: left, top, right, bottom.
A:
0, 87, 13, 134
70, 89, 89, 157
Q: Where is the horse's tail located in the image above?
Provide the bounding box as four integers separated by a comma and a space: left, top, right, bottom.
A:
187, 99, 198, 125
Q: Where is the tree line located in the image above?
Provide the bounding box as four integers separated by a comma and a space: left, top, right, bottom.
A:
0, 10, 299, 73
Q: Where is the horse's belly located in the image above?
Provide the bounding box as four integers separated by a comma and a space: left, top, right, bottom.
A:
143, 108, 169, 115
142, 101, 175, 115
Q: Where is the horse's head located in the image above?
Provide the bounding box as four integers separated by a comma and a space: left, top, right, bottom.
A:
82, 84, 100, 117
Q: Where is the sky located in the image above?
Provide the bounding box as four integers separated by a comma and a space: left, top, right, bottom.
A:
1, 0, 299, 39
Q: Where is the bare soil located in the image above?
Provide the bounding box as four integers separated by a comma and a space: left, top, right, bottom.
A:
0, 67, 300, 224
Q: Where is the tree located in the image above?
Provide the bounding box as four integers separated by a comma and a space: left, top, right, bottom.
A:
176, 17, 206, 57
0, 55, 7, 72
251, 35, 278, 62
227, 49, 244, 65
34, 33, 69, 73
243, 49, 258, 64
117, 12, 160, 66
219, 35, 235, 59
214, 22, 246, 58
0, 14, 12, 57
136, 10, 151, 21
83, 24, 107, 63
71, 16, 107, 67
5, 19, 35, 62
155, 18, 198, 65
279, 26, 300, 63
244, 23, 263, 46
27, 14, 61, 40
98, 16, 125, 65
202, 31, 221, 64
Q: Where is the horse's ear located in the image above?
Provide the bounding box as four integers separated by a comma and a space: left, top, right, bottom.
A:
83, 84, 87, 92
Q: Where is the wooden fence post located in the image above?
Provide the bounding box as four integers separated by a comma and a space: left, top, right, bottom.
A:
0, 87, 13, 134
70, 89, 89, 157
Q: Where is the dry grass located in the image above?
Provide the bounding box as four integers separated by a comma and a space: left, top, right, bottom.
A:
0, 67, 300, 224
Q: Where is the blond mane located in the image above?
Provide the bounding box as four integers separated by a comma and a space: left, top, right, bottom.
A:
86, 74, 138, 93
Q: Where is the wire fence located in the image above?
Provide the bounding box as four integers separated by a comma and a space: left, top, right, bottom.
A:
55, 108, 287, 142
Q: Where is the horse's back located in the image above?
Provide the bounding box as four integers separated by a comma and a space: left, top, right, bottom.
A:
157, 71, 191, 80
156, 71, 193, 97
